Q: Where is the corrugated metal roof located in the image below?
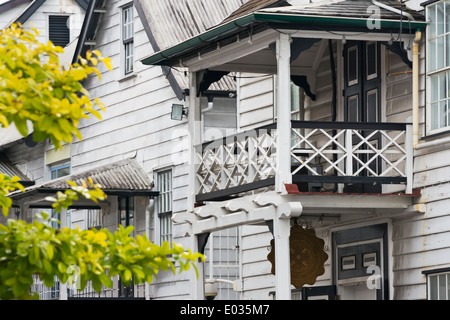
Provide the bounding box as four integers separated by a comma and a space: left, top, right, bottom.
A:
8, 159, 155, 203
137, 0, 249, 92
139, 0, 248, 51
42, 158, 153, 191
260, 0, 424, 21
222, 0, 289, 23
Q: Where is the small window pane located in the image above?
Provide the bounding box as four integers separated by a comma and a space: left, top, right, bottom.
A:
437, 36, 445, 70
440, 73, 447, 100
367, 90, 378, 122
429, 39, 437, 71
348, 96, 359, 122
439, 274, 447, 300
366, 43, 377, 79
440, 101, 448, 127
447, 34, 450, 67
348, 47, 358, 85
431, 102, 439, 130
437, 2, 445, 35
447, 2, 450, 33
431, 74, 439, 101
429, 6, 436, 38
430, 275, 438, 300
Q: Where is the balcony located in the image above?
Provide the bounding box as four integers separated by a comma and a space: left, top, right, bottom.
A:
195, 121, 413, 203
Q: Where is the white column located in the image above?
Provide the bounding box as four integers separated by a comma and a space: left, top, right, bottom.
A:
188, 71, 205, 299
188, 71, 202, 211
273, 216, 291, 300
276, 33, 292, 193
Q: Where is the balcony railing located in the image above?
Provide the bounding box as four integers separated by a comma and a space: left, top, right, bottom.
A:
195, 121, 413, 202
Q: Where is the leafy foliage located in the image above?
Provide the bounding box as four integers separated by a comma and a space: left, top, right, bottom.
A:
0, 23, 112, 149
0, 24, 204, 299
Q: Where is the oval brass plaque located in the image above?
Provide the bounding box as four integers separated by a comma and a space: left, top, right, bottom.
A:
267, 225, 328, 289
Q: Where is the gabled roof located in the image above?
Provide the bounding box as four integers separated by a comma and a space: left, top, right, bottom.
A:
142, 0, 426, 67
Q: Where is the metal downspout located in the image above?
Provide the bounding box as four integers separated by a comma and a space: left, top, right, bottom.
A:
412, 30, 422, 148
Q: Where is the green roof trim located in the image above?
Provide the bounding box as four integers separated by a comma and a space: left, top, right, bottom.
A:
141, 12, 427, 67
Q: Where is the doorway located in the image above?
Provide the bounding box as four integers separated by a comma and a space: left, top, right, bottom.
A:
332, 223, 389, 300
343, 41, 382, 193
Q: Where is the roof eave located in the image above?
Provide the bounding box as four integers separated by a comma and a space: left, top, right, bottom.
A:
141, 12, 427, 67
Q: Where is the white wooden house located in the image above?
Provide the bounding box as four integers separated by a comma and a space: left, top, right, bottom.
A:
2, 0, 450, 301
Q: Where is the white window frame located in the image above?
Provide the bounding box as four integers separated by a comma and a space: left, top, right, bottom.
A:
425, 269, 450, 300
121, 4, 134, 76
156, 169, 173, 245
426, 0, 450, 135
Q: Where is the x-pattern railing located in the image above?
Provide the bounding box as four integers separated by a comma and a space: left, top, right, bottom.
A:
291, 121, 410, 179
195, 125, 277, 196
195, 121, 412, 201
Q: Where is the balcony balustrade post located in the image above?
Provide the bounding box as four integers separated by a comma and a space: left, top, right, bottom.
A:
345, 129, 353, 176
275, 32, 292, 192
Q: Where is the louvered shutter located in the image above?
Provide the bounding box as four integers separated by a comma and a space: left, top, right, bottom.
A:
49, 15, 70, 47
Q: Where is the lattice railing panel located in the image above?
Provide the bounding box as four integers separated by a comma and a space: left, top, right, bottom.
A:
290, 123, 409, 179
196, 128, 277, 195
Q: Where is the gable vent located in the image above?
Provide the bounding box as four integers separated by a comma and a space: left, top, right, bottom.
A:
49, 15, 70, 47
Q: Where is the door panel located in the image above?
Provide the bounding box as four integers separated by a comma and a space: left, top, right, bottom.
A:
344, 41, 382, 193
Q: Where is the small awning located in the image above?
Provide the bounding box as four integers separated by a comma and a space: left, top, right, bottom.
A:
9, 158, 158, 208
141, 0, 426, 67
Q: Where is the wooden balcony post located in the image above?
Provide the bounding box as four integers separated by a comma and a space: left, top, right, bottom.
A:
275, 32, 292, 193
188, 71, 205, 300
188, 71, 202, 210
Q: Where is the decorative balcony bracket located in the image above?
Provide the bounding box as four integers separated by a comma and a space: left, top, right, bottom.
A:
172, 191, 302, 237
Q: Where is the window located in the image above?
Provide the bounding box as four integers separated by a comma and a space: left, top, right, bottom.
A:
87, 209, 102, 230
426, 1, 450, 134
157, 170, 172, 245
50, 163, 70, 229
119, 196, 134, 230
51, 163, 70, 180
49, 15, 70, 47
424, 269, 450, 300
122, 5, 134, 74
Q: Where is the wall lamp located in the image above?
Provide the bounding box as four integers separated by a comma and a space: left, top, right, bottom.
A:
171, 104, 188, 121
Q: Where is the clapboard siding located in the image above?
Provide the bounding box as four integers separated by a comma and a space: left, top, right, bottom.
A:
238, 75, 275, 130
69, 0, 213, 299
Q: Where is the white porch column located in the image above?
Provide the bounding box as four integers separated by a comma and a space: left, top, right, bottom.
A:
188, 71, 205, 300
273, 216, 292, 300
276, 33, 292, 193
188, 71, 202, 211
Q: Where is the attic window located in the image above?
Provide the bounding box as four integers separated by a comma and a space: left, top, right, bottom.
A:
49, 15, 70, 47
122, 5, 134, 74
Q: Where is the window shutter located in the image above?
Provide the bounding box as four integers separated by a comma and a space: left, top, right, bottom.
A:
49, 15, 70, 47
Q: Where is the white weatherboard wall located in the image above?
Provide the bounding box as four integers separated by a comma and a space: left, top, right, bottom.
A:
72, 0, 194, 299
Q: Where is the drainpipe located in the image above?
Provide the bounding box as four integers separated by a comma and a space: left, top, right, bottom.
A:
412, 30, 421, 148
